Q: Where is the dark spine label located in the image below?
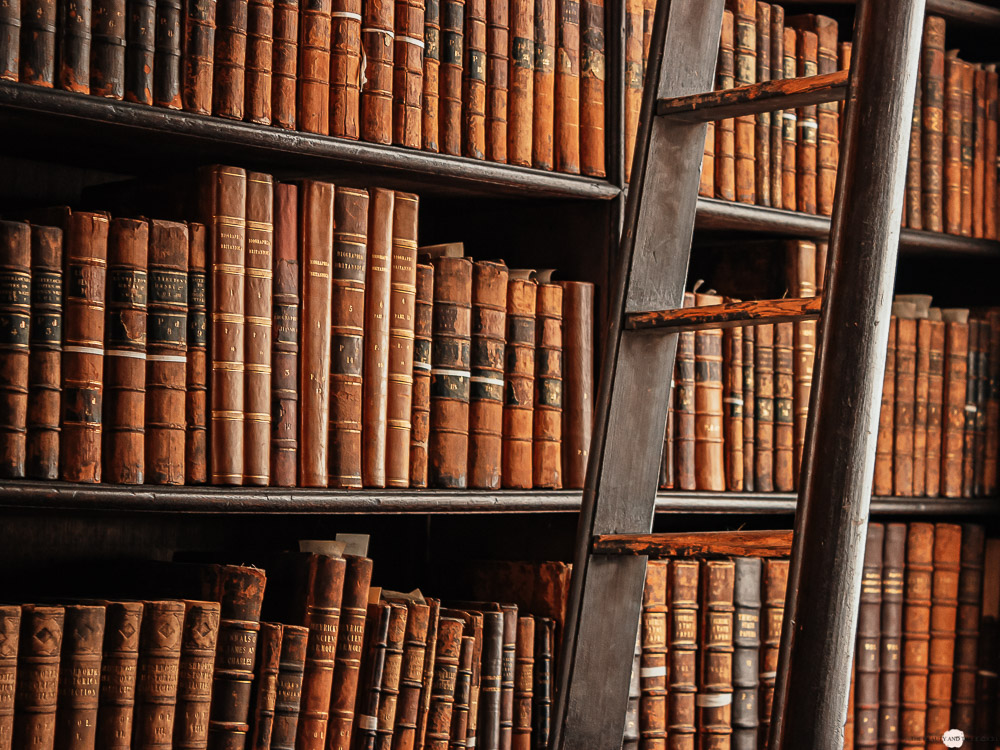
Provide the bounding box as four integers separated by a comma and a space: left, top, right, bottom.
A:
149, 312, 187, 345
30, 312, 62, 346
150, 269, 188, 305
0, 312, 30, 347
470, 379, 503, 402
0, 270, 31, 307
274, 303, 298, 346
108, 268, 149, 307
511, 37, 532, 69
536, 377, 561, 408
330, 335, 364, 376
431, 371, 470, 400
188, 310, 207, 347
31, 271, 62, 307
188, 270, 207, 309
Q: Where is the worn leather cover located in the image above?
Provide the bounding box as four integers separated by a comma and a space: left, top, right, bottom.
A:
185, 222, 208, 483
674, 294, 695, 491
511, 617, 533, 750
855, 523, 883, 749
767, 4, 783, 207
352, 602, 390, 750
926, 524, 961, 745
421, 0, 440, 151
894, 310, 918, 496
414, 599, 440, 749
271, 183, 298, 486
640, 561, 667, 750
95, 601, 142, 750
438, 0, 464, 156
700, 121, 715, 199
796, 15, 838, 215
0, 606, 17, 750
409, 263, 434, 487
325, 554, 372, 750
0, 222, 30, 478
392, 0, 424, 148
0, 0, 17, 81
920, 16, 945, 232
243, 0, 272, 122
621, 0, 639, 182
666, 561, 698, 750
531, 0, 554, 170
57, 0, 91, 92
773, 318, 794, 491
731, 557, 760, 750
713, 10, 735, 202
874, 316, 897, 497
462, 0, 486, 159
974, 319, 988, 496
145, 219, 188, 485
741, 321, 754, 491
951, 524, 985, 733
425, 618, 463, 750
557, 280, 591, 489
578, 0, 602, 176
271, 624, 308, 750
505, 0, 532, 165
502, 277, 536, 488
753, 2, 770, 208
533, 282, 562, 488
212, 0, 249, 118
698, 560, 734, 750
183, 0, 217, 113
244, 172, 273, 486
375, 603, 409, 749
19, 0, 56, 85
786, 240, 816, 480
906, 63, 923, 229
124, 0, 154, 102
133, 600, 184, 750
877, 524, 905, 747
90, 0, 125, 97
914, 317, 931, 496
729, 0, 755, 204
446, 633, 471, 749
722, 324, 743, 491
941, 311, 969, 498
53, 605, 105, 750
944, 52, 963, 235
174, 601, 221, 750
386, 598, 429, 750
794, 28, 818, 214
694, 291, 724, 491
103, 218, 149, 485
553, 0, 579, 173
468, 260, 508, 489
757, 559, 786, 744
499, 606, 517, 750
297, 0, 331, 133
962, 319, 978, 498
14, 605, 64, 750
531, 617, 553, 750
985, 71, 999, 241
900, 523, 934, 748
298, 180, 334, 487
752, 323, 773, 492
153, 0, 183, 107
960, 62, 974, 238
924, 313, 945, 496
329, 0, 361, 138
248, 623, 282, 750
484, 0, 507, 162
361, 0, 394, 144
779, 27, 797, 212
270, 0, 296, 128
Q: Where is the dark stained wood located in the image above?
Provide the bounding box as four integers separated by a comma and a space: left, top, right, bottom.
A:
779, 0, 1000, 28
769, 0, 927, 748
592, 530, 794, 557
656, 70, 848, 122
625, 297, 822, 332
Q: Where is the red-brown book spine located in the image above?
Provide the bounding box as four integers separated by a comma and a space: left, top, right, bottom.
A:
409, 264, 433, 487
962, 320, 979, 498
386, 193, 418, 487
438, 0, 464, 155
212, 0, 249, 119
429, 256, 472, 488
944, 51, 962, 235
19, 0, 56, 85
531, 0, 554, 171
270, 0, 296, 128
0, 222, 30, 478
503, 275, 536, 489
787, 240, 816, 481
773, 319, 794, 492
185, 222, 208, 484
553, 0, 579, 174
941, 310, 969, 498
874, 316, 897, 498
271, 183, 298, 487
622, 0, 639, 183
91, 0, 126, 97
297, 0, 331, 133
248, 623, 282, 750
666, 560, 698, 750
124, 0, 154, 103
146, 219, 188, 486
512, 617, 533, 750
153, 0, 182, 107
421, 0, 440, 151
728, 0, 755, 203
94, 601, 142, 750
53, 605, 104, 750
363, 188, 395, 487
900, 523, 934, 749
741, 324, 754, 491
753, 323, 773, 492
0, 0, 17, 80
533, 281, 562, 489
13, 606, 64, 750
330, 0, 361, 138
894, 306, 917, 497
361, 0, 395, 144
906, 61, 923, 229
531, 617, 552, 750
699, 561, 735, 750
468, 260, 508, 489
102, 218, 148, 485
182, 0, 217, 113
926, 524, 961, 746
923, 311, 944, 497
914, 315, 931, 497
779, 27, 796, 212
26, 225, 61, 480
328, 187, 369, 489
974, 319, 988, 496
387, 599, 430, 750
972, 68, 986, 238
921, 16, 945, 233
714, 10, 735, 202
272, 625, 308, 750
694, 291, 724, 491
133, 601, 184, 750
485, 0, 508, 162
794, 28, 817, 214
578, 0, 603, 176
243, 0, 272, 122
325, 554, 372, 750
298, 180, 335, 487
722, 323, 743, 491
425, 618, 463, 750
952, 524, 985, 734
984, 310, 1000, 496
375, 602, 409, 750
506, 0, 532, 166
174, 601, 221, 750
878, 524, 906, 748
352, 603, 390, 750
985, 69, 998, 240
639, 560, 667, 750
855, 523, 883, 749
414, 599, 440, 750
674, 293, 695, 491
557, 280, 592, 489
754, 2, 770, 208
759, 559, 787, 746
58, 0, 92, 92
61, 211, 110, 483
392, 0, 424, 148
960, 62, 974, 238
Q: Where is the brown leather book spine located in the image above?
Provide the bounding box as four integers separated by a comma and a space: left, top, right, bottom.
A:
951, 524, 985, 734
962, 320, 978, 498
13, 606, 64, 750
53, 605, 105, 750
329, 0, 360, 138
914, 317, 931, 497
425, 618, 463, 750
640, 561, 667, 750
271, 183, 298, 487
459, 611, 481, 750
666, 561, 698, 750
90, 0, 126, 97
360, 0, 394, 144
729, 0, 755, 203
674, 293, 695, 491
906, 62, 923, 230
874, 316, 896, 498
270, 0, 296, 127
26, 225, 61, 480
174, 601, 221, 750
531, 618, 552, 750
941, 312, 968, 498
95, 602, 142, 750
352, 603, 390, 750
722, 324, 743, 491
203, 165, 247, 485
102, 218, 148, 485
741, 325, 754, 491
124, 0, 155, 102
272, 625, 308, 750
506, 0, 532, 166
779, 27, 796, 211
57, 0, 91, 91
894, 312, 917, 497
485, 0, 507, 162
145, 219, 188, 486
212, 0, 249, 119
182, 0, 217, 113
243, 0, 272, 123
878, 524, 906, 748
392, 0, 424, 148
499, 606, 517, 750
153, 0, 182, 107
973, 540, 999, 741
700, 124, 715, 198
389, 600, 430, 750
298, 180, 335, 487
754, 1, 770, 208
698, 560, 735, 750
421, 0, 440, 151
974, 320, 988, 496
578, 0, 603, 176
794, 15, 837, 216
386, 193, 418, 487
531, 0, 554, 170
61, 211, 110, 483
920, 16, 945, 233
622, 0, 639, 182
758, 559, 787, 744
363, 189, 394, 487
512, 618, 533, 750
415, 599, 440, 750
429, 256, 473, 488
694, 291, 724, 491
468, 260, 508, 489
0, 0, 17, 80
985, 69, 998, 240
243, 172, 273, 486
328, 187, 369, 489
753, 323, 773, 492
714, 10, 735, 202
19, 0, 56, 85
984, 310, 1000, 495
973, 68, 986, 238
773, 320, 794, 492
787, 240, 816, 481
855, 524, 883, 749
133, 601, 184, 750
533, 282, 562, 489
375, 603, 409, 750
503, 276, 536, 489
553, 0, 579, 174
900, 523, 934, 749
248, 623, 282, 750
185, 222, 208, 484
925, 316, 945, 496
409, 263, 434, 487
438, 0, 464, 155
557, 280, 592, 489
959, 62, 974, 238
944, 52, 962, 235
732, 557, 761, 750
794, 28, 817, 214
926, 524, 961, 746
0, 222, 30, 479
767, 4, 783, 206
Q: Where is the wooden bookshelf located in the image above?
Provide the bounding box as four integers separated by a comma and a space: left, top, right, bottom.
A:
777, 0, 1000, 28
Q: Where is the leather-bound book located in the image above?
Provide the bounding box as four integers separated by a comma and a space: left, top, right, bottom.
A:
553, 0, 579, 174
461, 0, 486, 159
700, 126, 715, 198
449, 635, 474, 749
298, 180, 335, 487
25, 225, 61, 480
951, 524, 985, 734
622, 0, 640, 183
854, 523, 883, 749
499, 605, 517, 750
779, 27, 797, 212
906, 62, 923, 229
753, 323, 774, 492
959, 62, 973, 238
385, 596, 430, 750
985, 69, 999, 241
503, 274, 536, 488
202, 165, 247, 485
0, 222, 30, 478
360, 0, 394, 144
984, 311, 999, 494
894, 301, 918, 497
61, 211, 110, 483
392, 0, 424, 148
944, 52, 962, 235
758, 559, 787, 743
409, 263, 434, 487
415, 599, 441, 749
271, 624, 308, 750
941, 309, 969, 498
694, 291, 724, 491
973, 320, 988, 496
512, 617, 534, 750
533, 279, 562, 488
506, 0, 532, 166
425, 617, 463, 750
0, 606, 16, 750
698, 560, 734, 750
900, 523, 934, 749
438, 0, 464, 155
374, 603, 409, 750
271, 183, 298, 487
53, 605, 105, 750
787, 240, 817, 479
212, 0, 249, 119
270, 0, 296, 128
531, 618, 553, 750
926, 524, 961, 745
467, 260, 508, 489
639, 560, 667, 750
102, 218, 148, 485
877, 524, 905, 748
531, 0, 554, 170
153, 0, 182, 107
794, 28, 818, 214
428, 256, 472, 488
773, 319, 794, 492
741, 325, 754, 491
201, 565, 267, 750
754, 2, 770, 208
90, 0, 126, 96
731, 557, 760, 750
329, 0, 361, 138
722, 324, 743, 491
145, 219, 188, 486
558, 280, 592, 489
485, 0, 508, 162
363, 188, 394, 487
181, 0, 217, 113
674, 293, 695, 491
421, 0, 440, 151
578, 0, 603, 176
248, 623, 282, 750
462, 610, 497, 749
728, 0, 755, 203
57, 0, 91, 91
713, 10, 735, 202
874, 316, 897, 498
0, 0, 16, 80
13, 605, 64, 750
920, 17, 946, 233
174, 601, 221, 750
133, 600, 184, 750
185, 222, 208, 484
19, 0, 56, 85
243, 0, 272, 122
973, 540, 1000, 740
961, 320, 978, 498
95, 601, 142, 750
328, 187, 369, 489
124, 0, 154, 102
666, 560, 698, 750
924, 309, 945, 496
914, 312, 932, 497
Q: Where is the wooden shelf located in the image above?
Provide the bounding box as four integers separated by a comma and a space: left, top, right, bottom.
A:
776, 0, 1000, 28
0, 83, 620, 200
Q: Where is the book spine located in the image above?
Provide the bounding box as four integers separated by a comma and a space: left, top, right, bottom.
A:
700, 123, 715, 198
362, 188, 395, 487
874, 316, 897, 497
984, 311, 1000, 495
124, 0, 155, 102
753, 323, 773, 492
914, 318, 931, 497
146, 219, 188, 486
973, 69, 986, 238
722, 324, 743, 491
328, 187, 369, 489
962, 321, 978, 497
731, 0, 755, 203
499, 607, 517, 750
95, 602, 142, 750
153, 0, 182, 107
694, 292, 724, 491
243, 0, 273, 123
512, 618, 533, 750
506, 0, 533, 166
361, 0, 395, 144
448, 635, 473, 749
54, 605, 105, 750
415, 599, 441, 750
26, 225, 61, 480
271, 183, 298, 486
920, 17, 945, 232
185, 222, 208, 483
466, 615, 483, 750
90, 0, 126, 97
773, 319, 794, 492
485, 0, 507, 162
248, 623, 282, 750
530, 618, 552, 750
503, 277, 536, 488
894, 314, 917, 496
925, 319, 945, 496
0, 0, 17, 80
942, 315, 968, 498
758, 559, 787, 744
900, 523, 934, 749
795, 28, 818, 214
812, 16, 838, 216
674, 293, 695, 491
476, 611, 502, 749
19, 0, 56, 85
698, 560, 735, 750
553, 0, 579, 174
640, 561, 667, 750
437, 0, 463, 156
788, 240, 816, 480
421, 0, 440, 151
714, 10, 734, 202
578, 0, 603, 176
666, 560, 698, 750
326, 554, 373, 750
390, 602, 430, 750
557, 280, 592, 489
973, 614, 999, 742
0, 606, 16, 750
409, 263, 434, 487
533, 282, 562, 488
425, 619, 464, 750
622, 0, 640, 183
0, 222, 30, 479
985, 69, 999, 240
741, 325, 754, 491
779, 27, 796, 211
753, 1, 770, 208
926, 524, 962, 745
182, 0, 217, 113
391, 0, 423, 147
855, 523, 884, 749
298, 180, 335, 487
960, 62, 974, 237
532, 0, 555, 170
174, 601, 221, 750
468, 260, 508, 489
212, 0, 249, 119
732, 557, 761, 750
974, 320, 988, 496
270, 0, 296, 128
272, 625, 308, 750
944, 52, 962, 235
329, 0, 360, 138
879, 523, 906, 748
133, 601, 185, 750
58, 0, 92, 91
906, 62, 923, 229
13, 605, 64, 750
952, 524, 985, 734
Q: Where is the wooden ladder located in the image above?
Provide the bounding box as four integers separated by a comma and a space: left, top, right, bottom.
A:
552, 0, 926, 748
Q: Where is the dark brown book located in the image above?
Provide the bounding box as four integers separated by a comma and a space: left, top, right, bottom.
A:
409, 263, 434, 487
185, 222, 208, 484
713, 9, 735, 202
298, 180, 335, 488
666, 561, 698, 750
351, 602, 390, 750
19, 0, 56, 85
392, 0, 424, 148
0, 222, 30, 479
985, 69, 999, 241
248, 623, 282, 750
694, 291, 724, 491
243, 0, 272, 123
728, 0, 755, 203
438, 0, 463, 156
557, 280, 592, 489
722, 323, 743, 491
461, 0, 486, 159
962, 319, 979, 498
753, 2, 770, 208
272, 624, 308, 750
894, 303, 918, 497
0, 0, 17, 80
360, 0, 394, 144
874, 316, 897, 498
174, 601, 221, 750
753, 323, 774, 492
415, 599, 441, 750
787, 239, 816, 479
674, 293, 695, 491
133, 600, 184, 750
855, 524, 883, 749
578, 0, 603, 177
531, 618, 552, 750
468, 260, 508, 489
959, 62, 974, 238
926, 524, 961, 745
326, 554, 373, 750
553, 0, 579, 174
533, 280, 562, 489
506, 0, 532, 166
374, 602, 408, 750
640, 561, 667, 750
925, 310, 945, 497
531, 0, 554, 171
512, 617, 533, 750
95, 601, 142, 750
503, 275, 536, 489
181, 0, 217, 114
698, 560, 734, 750
622, 0, 639, 183
498, 606, 516, 750
53, 605, 105, 750
731, 557, 760, 750
741, 324, 754, 491
941, 309, 969, 498
921, 17, 945, 232
906, 61, 923, 229
270, 0, 296, 128
271, 183, 298, 487
459, 610, 483, 750
773, 319, 794, 492
973, 319, 988, 496
330, 0, 361, 138
758, 559, 787, 745
57, 0, 92, 91
421, 0, 440, 152
424, 617, 463, 750
951, 524, 985, 734
386, 596, 430, 750
900, 523, 934, 749
124, 0, 154, 102
145, 220, 188, 486
914, 312, 932, 497
779, 27, 796, 211
153, 0, 182, 107
13, 605, 64, 750
90, 0, 126, 97
448, 634, 473, 749
973, 540, 1000, 741
0, 606, 17, 750
363, 188, 394, 487
212, 0, 249, 119
794, 28, 818, 214
944, 51, 962, 235
878, 524, 906, 748
485, 0, 508, 162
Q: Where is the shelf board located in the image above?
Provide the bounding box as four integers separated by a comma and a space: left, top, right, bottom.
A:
776, 0, 1000, 28
0, 83, 620, 200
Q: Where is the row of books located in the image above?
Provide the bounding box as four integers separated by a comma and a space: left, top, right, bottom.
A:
0, 166, 597, 489
0, 0, 606, 175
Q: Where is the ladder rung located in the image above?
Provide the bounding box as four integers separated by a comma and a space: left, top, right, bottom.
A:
656, 69, 849, 122
626, 296, 822, 332
592, 530, 794, 558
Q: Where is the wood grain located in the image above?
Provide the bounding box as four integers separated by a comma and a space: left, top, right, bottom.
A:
626, 296, 822, 332
592, 530, 793, 557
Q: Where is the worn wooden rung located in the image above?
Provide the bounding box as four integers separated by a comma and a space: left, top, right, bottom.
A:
626, 296, 822, 332
656, 69, 849, 122
592, 530, 794, 558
